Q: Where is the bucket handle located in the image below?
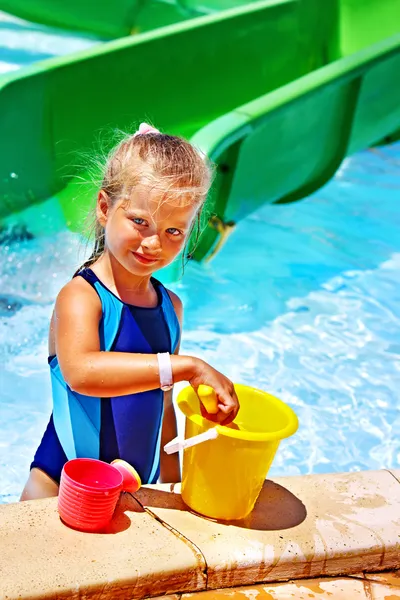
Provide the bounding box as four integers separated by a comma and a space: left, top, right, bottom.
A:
164, 427, 219, 455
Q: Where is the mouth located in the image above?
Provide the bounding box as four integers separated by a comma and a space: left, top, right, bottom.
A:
132, 251, 160, 265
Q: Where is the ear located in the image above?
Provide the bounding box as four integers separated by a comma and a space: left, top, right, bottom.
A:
96, 191, 110, 227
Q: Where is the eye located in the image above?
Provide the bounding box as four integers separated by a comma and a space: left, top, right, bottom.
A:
166, 227, 183, 237
131, 217, 147, 226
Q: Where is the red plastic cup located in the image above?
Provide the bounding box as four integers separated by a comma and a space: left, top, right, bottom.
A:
58, 458, 141, 532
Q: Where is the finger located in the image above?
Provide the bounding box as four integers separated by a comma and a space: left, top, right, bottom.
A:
231, 389, 240, 418
220, 412, 236, 426
217, 389, 236, 412
201, 405, 236, 425
219, 392, 239, 425
217, 403, 233, 414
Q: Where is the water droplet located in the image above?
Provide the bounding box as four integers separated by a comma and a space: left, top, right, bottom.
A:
10, 172, 18, 179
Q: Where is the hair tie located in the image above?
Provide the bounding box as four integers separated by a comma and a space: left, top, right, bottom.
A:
133, 122, 160, 137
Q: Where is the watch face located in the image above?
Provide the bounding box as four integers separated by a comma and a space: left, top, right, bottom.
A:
161, 384, 174, 392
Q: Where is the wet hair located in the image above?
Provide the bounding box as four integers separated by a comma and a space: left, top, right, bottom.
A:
78, 129, 213, 273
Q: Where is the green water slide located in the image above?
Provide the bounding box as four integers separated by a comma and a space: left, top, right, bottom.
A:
0, 0, 258, 38
0, 0, 399, 270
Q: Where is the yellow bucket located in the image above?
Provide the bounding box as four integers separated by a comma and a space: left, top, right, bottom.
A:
177, 384, 298, 521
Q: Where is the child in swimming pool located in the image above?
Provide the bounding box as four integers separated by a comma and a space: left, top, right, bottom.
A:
20, 123, 239, 501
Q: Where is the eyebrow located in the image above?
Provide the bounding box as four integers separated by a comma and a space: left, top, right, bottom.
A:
169, 223, 189, 229
124, 208, 189, 229
124, 208, 151, 219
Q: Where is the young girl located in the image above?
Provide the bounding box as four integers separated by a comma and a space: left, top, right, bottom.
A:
21, 123, 239, 501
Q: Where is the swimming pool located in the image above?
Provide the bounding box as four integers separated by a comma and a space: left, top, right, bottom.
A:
0, 12, 399, 504
0, 9, 98, 74
1, 142, 399, 503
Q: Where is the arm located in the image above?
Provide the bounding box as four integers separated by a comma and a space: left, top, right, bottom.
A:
54, 278, 194, 396
55, 278, 239, 423
160, 289, 182, 483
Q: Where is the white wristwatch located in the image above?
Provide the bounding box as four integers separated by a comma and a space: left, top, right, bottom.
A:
157, 352, 174, 391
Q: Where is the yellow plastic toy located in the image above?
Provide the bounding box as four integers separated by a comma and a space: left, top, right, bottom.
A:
197, 384, 219, 414
177, 384, 298, 521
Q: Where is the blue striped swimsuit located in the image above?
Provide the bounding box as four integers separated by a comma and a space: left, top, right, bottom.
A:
31, 268, 180, 484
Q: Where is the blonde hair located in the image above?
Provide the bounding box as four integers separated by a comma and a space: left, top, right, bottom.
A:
79, 130, 213, 272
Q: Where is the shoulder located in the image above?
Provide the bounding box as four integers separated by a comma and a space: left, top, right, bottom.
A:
55, 275, 102, 318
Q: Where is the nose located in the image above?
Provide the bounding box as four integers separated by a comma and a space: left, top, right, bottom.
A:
141, 234, 162, 254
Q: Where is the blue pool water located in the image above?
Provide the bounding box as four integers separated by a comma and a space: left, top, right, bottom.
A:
1, 143, 399, 503
0, 10, 98, 74
0, 14, 399, 503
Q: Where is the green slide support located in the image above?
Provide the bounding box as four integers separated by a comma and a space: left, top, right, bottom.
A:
0, 0, 399, 269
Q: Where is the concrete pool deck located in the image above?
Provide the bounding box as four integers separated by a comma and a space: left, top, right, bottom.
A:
1, 469, 399, 599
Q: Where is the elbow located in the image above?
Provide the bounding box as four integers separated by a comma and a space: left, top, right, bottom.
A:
66, 376, 87, 395
68, 379, 88, 395
58, 353, 101, 396
63, 367, 92, 395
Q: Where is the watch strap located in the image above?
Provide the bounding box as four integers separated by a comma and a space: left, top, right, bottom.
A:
157, 352, 174, 391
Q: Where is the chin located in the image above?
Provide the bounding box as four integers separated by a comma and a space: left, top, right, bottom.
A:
132, 260, 166, 275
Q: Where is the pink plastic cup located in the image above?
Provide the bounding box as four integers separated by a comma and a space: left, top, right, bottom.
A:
58, 458, 141, 532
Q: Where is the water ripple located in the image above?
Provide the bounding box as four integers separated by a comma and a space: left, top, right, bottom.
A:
0, 141, 399, 502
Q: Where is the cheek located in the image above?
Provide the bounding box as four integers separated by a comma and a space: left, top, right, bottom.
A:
107, 219, 140, 247
164, 236, 186, 255
128, 218, 140, 238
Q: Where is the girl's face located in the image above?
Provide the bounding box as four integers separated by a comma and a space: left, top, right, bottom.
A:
98, 185, 199, 276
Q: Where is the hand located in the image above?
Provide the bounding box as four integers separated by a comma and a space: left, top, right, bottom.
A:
189, 359, 239, 425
